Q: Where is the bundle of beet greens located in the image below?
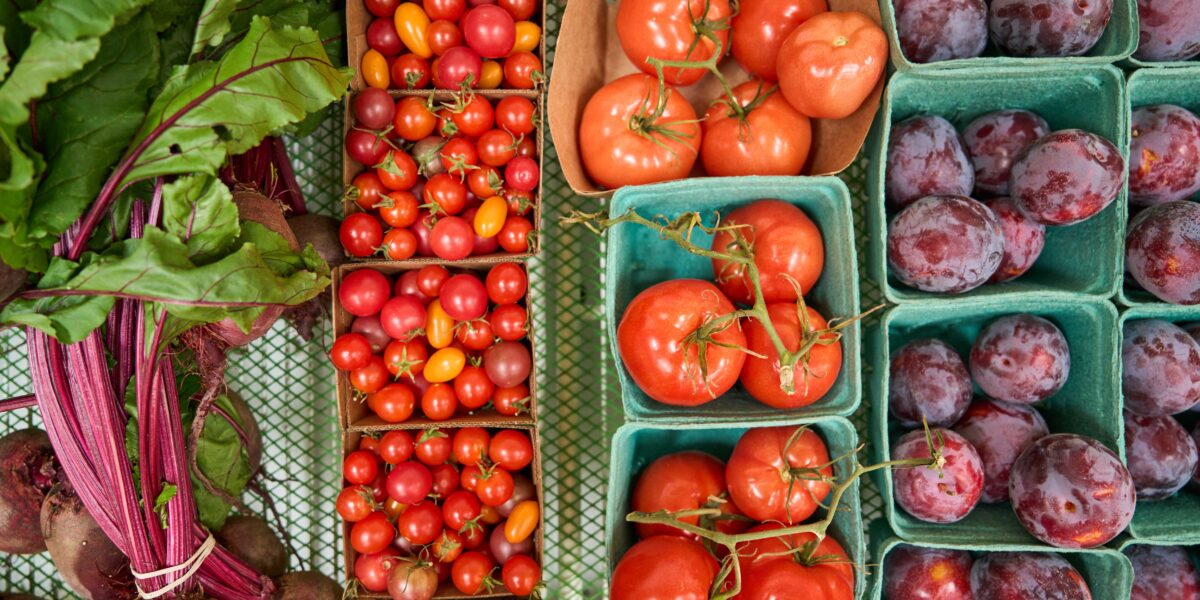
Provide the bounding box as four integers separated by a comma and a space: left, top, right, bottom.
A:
0, 0, 350, 597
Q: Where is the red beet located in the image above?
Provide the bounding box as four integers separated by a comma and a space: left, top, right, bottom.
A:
0, 428, 58, 554
41, 483, 133, 599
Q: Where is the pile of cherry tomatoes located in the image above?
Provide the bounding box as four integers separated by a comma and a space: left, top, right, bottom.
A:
332, 264, 533, 423
340, 427, 542, 597
359, 0, 543, 90
343, 89, 539, 260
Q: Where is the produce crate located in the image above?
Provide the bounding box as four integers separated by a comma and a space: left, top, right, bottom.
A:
867, 65, 1128, 304
868, 298, 1123, 545
605, 177, 861, 423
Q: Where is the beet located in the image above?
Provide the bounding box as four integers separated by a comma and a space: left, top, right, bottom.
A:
41, 483, 133, 599
215, 515, 287, 578
225, 391, 263, 476
287, 213, 345, 269
0, 260, 26, 303
0, 428, 58, 554
276, 571, 342, 599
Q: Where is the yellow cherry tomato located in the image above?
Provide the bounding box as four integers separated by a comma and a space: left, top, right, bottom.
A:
474, 196, 508, 238
424, 347, 465, 383
478, 60, 504, 89
426, 300, 455, 349
512, 22, 541, 54
504, 501, 540, 544
394, 3, 433, 58
361, 49, 390, 89
480, 504, 503, 525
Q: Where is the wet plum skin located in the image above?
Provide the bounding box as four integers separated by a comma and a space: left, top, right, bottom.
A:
964, 110, 1051, 197
887, 195, 1004, 294
1125, 544, 1200, 600
970, 552, 1092, 600
1129, 104, 1200, 206
887, 116, 975, 208
1123, 410, 1198, 500
1135, 0, 1200, 61
985, 197, 1046, 283
970, 314, 1070, 405
892, 428, 984, 524
889, 339, 973, 428
1121, 319, 1200, 416
883, 545, 974, 600
1010, 129, 1126, 226
1192, 422, 1200, 488
1126, 201, 1200, 305
894, 0, 988, 64
1008, 433, 1136, 549
952, 397, 1049, 503
988, 0, 1113, 57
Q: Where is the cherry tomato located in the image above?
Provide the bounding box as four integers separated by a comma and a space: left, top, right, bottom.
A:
352, 172, 386, 212
503, 501, 539, 546
710, 199, 824, 303
431, 216, 475, 259
352, 315, 391, 352
366, 0, 400, 17
368, 383, 416, 423
425, 347, 467, 383
425, 173, 469, 215
440, 137, 480, 178
460, 464, 483, 492
612, 537, 719, 599
726, 426, 831, 524
489, 430, 532, 471
439, 45, 484, 89
434, 530, 465, 563
346, 129, 390, 165
398, 501, 443, 545
493, 384, 530, 416
476, 467, 515, 506
351, 356, 391, 394
422, 382, 459, 420
742, 304, 841, 409
381, 228, 418, 260
388, 461, 434, 504
395, 2, 433, 58
340, 269, 391, 316
426, 0, 466, 20
502, 51, 541, 88
380, 430, 416, 464
732, 0, 828, 80
474, 196, 508, 238
474, 129, 514, 167
368, 17, 405, 55
351, 511, 395, 554
512, 21, 540, 53
340, 213, 382, 257
356, 552, 398, 594
380, 295, 427, 341
616, 0, 731, 85
389, 561, 438, 600
478, 60, 504, 89
331, 333, 373, 371
416, 429, 452, 465
378, 191, 419, 228
455, 318, 495, 351
447, 94, 495, 137
489, 304, 527, 341
427, 20, 463, 56
453, 427, 492, 465
417, 265, 450, 296
440, 274, 488, 320
497, 216, 533, 253
462, 5, 516, 58
443, 490, 483, 531
514, 135, 537, 159
702, 81, 812, 176
452, 552, 496, 595
735, 524, 853, 599
485, 262, 527, 304
393, 97, 437, 141
391, 53, 431, 89
362, 49, 390, 88
337, 485, 375, 523
454, 366, 495, 409
426, 300, 455, 349
502, 555, 540, 596
468, 165, 503, 198
384, 338, 427, 380
354, 88, 396, 130
368, 470, 388, 503
495, 96, 535, 136
431, 462, 460, 497
505, 187, 534, 216
504, 156, 538, 192
777, 11, 887, 119
377, 150, 419, 190
480, 503, 503, 525
499, 0, 536, 20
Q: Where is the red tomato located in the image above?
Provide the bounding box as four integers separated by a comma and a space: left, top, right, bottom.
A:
446, 94, 495, 137
351, 512, 395, 554
426, 0, 466, 20
505, 187, 535, 216
504, 156, 538, 192
398, 501, 444, 545
366, 0, 400, 17
735, 524, 854, 599
352, 172, 386, 211
514, 135, 537, 158
726, 426, 831, 523
377, 150, 419, 190
741, 303, 841, 409
337, 485, 374, 522
430, 463, 460, 497
777, 11, 887, 119
380, 430, 415, 464
616, 279, 746, 406
493, 384, 530, 416
355, 87, 396, 130
331, 333, 372, 371
452, 552, 496, 595
388, 461, 434, 504
460, 464, 483, 492
355, 552, 397, 593
485, 262, 527, 304
394, 96, 438, 141
615, 0, 732, 85
455, 318, 495, 351
476, 129, 516, 167
422, 383, 459, 420
368, 17, 405, 55
347, 129, 390, 165
489, 304, 527, 341
488, 430, 532, 471
378, 190, 419, 228
495, 96, 536, 136
438, 45, 484, 89
391, 53, 431, 89
382, 228, 418, 260
380, 296, 427, 341
359, 436, 381, 455
368, 383, 416, 423
702, 81, 812, 176
502, 51, 541, 88
344, 450, 380, 485
440, 137, 480, 179
732, 0, 828, 80
351, 356, 391, 394
632, 450, 748, 539
443, 490, 482, 531
610, 537, 718, 600
440, 274, 489, 320
453, 427, 492, 465
497, 216, 533, 253
460, 523, 486, 550
468, 165, 503, 198
502, 555, 540, 596
454, 366, 495, 409
417, 265, 450, 296
425, 173, 469, 215
416, 429, 452, 465
476, 467, 515, 506
579, 74, 700, 189
428, 19, 463, 55
340, 213, 383, 257
434, 530, 465, 563
384, 338, 427, 380
498, 0, 537, 21
462, 5, 516, 58
710, 199, 824, 303
431, 216, 475, 260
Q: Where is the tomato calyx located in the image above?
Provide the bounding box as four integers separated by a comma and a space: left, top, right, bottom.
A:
389, 344, 426, 381
414, 141, 447, 177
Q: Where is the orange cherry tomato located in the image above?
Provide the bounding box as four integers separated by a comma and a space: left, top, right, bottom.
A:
362, 49, 390, 88
478, 60, 504, 89
424, 347, 466, 383
701, 80, 811, 176
503, 501, 539, 544
480, 504, 503, 526
474, 196, 508, 238
394, 3, 433, 58
426, 300, 455, 349
512, 22, 541, 53
776, 11, 887, 120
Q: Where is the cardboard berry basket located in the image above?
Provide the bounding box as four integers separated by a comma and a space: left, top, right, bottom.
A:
1118, 304, 1200, 543
341, 427, 546, 599
880, 0, 1137, 71
867, 297, 1123, 545
867, 65, 1128, 304
341, 88, 545, 262
1119, 67, 1200, 306
606, 419, 865, 597
346, 0, 547, 93
332, 261, 538, 431
868, 520, 1133, 600
605, 177, 860, 423
546, 0, 885, 197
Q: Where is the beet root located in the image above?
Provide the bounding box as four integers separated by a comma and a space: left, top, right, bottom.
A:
0, 428, 58, 554
41, 483, 133, 599
216, 515, 287, 578
276, 571, 342, 599
224, 390, 263, 476
286, 214, 345, 269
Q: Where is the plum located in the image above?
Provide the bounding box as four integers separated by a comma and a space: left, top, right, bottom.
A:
985, 197, 1046, 282
1126, 201, 1200, 305
887, 116, 975, 207
0, 428, 58, 554
889, 339, 973, 428
894, 0, 987, 63
970, 314, 1070, 404
1121, 319, 1200, 416
1134, 0, 1200, 61
963, 110, 1051, 196
1010, 129, 1125, 226
887, 195, 1004, 294
1009, 434, 1136, 548
892, 428, 984, 524
988, 0, 1113, 57
1193, 422, 1200, 488
952, 397, 1049, 503
1123, 410, 1198, 500
970, 552, 1091, 600
1125, 544, 1200, 600
883, 545, 974, 600
1129, 105, 1200, 206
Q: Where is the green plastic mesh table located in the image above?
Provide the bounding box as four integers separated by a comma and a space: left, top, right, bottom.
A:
0, 1, 884, 596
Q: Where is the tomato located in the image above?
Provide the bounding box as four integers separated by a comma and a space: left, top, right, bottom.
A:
398, 501, 444, 545
439, 46, 484, 89
514, 136, 537, 159
383, 497, 406, 521
464, 165, 499, 199
351, 356, 391, 394
351, 172, 386, 212
380, 430, 416, 464
379, 191, 419, 228
355, 552, 397, 593
382, 228, 418, 260
580, 74, 700, 189
502, 51, 541, 88
504, 156, 538, 192
497, 216, 532, 253
428, 20, 463, 56
425, 173, 468, 215
377, 150, 419, 190
473, 196, 508, 238
732, 0, 828, 80
454, 366, 495, 409
425, 300, 455, 349
489, 304, 527, 341
368, 470, 388, 503
615, 0, 732, 86
460, 464, 483, 492
430, 462, 460, 497
352, 315, 391, 352
483, 341, 530, 388
351, 511, 395, 554
702, 81, 811, 176
462, 5, 516, 58
610, 536, 718, 600
742, 303, 841, 409
512, 21, 541, 53
726, 425, 831, 524
495, 97, 535, 136
359, 435, 381, 455
369, 383, 416, 423
631, 450, 750, 540
475, 129, 515, 167
394, 97, 438, 141
337, 485, 374, 522
354, 88, 396, 130
340, 213, 382, 257
486, 262, 527, 304
426, 0, 466, 20
411, 266, 445, 297
499, 0, 536, 20
440, 137, 479, 178
460, 523, 486, 550
368, 17, 405, 55
384, 338, 427, 380
344, 450, 380, 485
476, 467, 515, 506
710, 199, 824, 303
431, 216, 475, 260
443, 490, 483, 531
735, 524, 854, 600
493, 385, 530, 416
456, 318, 494, 351
362, 49, 391, 88
395, 2, 433, 58
480, 504, 503, 526
452, 552, 496, 595
366, 0, 400, 17
388, 461, 434, 504
331, 333, 373, 371
388, 561, 439, 600
488, 430, 532, 471
501, 555, 539, 596
440, 274, 488, 320
478, 60, 504, 89
416, 429, 452, 465
422, 383, 460, 420
425, 347, 467, 383
502, 501, 539, 546
341, 269, 391, 316
447, 94, 495, 137
777, 11, 887, 119
391, 53, 431, 89
452, 427, 491, 465
380, 296, 426, 341
346, 129, 390, 165
434, 530, 465, 563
